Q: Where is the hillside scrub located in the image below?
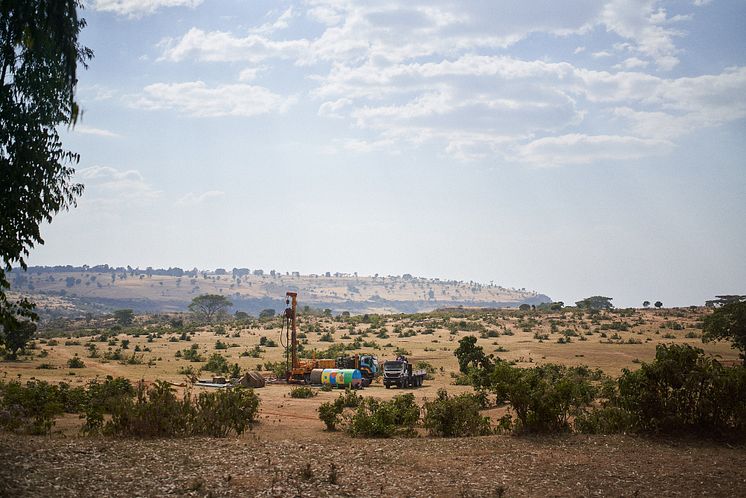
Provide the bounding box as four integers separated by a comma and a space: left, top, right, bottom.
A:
0, 377, 259, 438
455, 336, 746, 438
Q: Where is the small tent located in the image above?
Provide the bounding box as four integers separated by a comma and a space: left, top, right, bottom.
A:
239, 371, 266, 388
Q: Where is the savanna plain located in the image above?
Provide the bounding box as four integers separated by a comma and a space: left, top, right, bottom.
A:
1, 289, 745, 498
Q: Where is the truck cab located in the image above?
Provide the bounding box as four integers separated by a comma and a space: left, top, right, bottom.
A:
383, 358, 425, 388
336, 354, 379, 386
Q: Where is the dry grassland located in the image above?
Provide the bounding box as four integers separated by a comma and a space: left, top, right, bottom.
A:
1, 307, 744, 497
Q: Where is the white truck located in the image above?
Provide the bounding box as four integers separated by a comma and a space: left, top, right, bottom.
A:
382, 357, 426, 388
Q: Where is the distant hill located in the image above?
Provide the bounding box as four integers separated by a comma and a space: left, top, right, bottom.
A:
8, 265, 550, 317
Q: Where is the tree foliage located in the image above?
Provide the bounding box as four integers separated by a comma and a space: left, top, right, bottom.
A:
453, 335, 493, 375
422, 388, 491, 437
0, 1, 91, 341
113, 309, 134, 326
188, 294, 232, 322
1, 317, 35, 359
575, 296, 613, 311
703, 299, 746, 365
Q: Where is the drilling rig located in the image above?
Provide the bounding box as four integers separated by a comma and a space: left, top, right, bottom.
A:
282, 292, 335, 383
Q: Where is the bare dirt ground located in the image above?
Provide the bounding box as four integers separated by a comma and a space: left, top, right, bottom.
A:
1, 431, 744, 497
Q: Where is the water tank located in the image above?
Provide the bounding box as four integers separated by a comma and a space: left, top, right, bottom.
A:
320, 368, 363, 388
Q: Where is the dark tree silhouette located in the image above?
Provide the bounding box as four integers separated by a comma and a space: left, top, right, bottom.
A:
0, 1, 91, 351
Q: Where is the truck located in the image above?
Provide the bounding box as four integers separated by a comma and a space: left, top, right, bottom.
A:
336, 354, 379, 387
383, 357, 426, 388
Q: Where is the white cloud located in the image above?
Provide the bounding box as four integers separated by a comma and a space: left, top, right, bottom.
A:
74, 125, 121, 138
159, 28, 309, 63
600, 0, 681, 69
89, 0, 202, 18
238, 66, 267, 82
613, 57, 649, 70
318, 98, 352, 118
131, 81, 296, 117
252, 7, 296, 35
76, 166, 161, 203
150, 1, 745, 164
176, 190, 225, 206
514, 134, 672, 166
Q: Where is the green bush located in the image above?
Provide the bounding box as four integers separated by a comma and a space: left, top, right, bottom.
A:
290, 386, 317, 399
67, 356, 85, 368
82, 377, 136, 434
318, 401, 342, 431
347, 393, 420, 438
317, 388, 363, 431
614, 344, 746, 436
105, 381, 260, 437
181, 344, 204, 362
0, 380, 64, 435
263, 360, 287, 378
423, 388, 491, 437
484, 362, 601, 433
191, 388, 260, 437
202, 353, 229, 373
575, 406, 634, 434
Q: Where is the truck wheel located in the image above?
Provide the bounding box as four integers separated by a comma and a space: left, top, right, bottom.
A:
304, 374, 311, 385
385, 383, 390, 389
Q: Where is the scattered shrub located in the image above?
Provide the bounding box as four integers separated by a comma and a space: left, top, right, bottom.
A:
317, 388, 363, 431
290, 386, 317, 399
202, 353, 229, 374
479, 359, 603, 433
67, 356, 85, 368
575, 406, 634, 434
423, 389, 491, 437
614, 344, 746, 436
0, 380, 64, 434
347, 393, 420, 438
105, 381, 259, 437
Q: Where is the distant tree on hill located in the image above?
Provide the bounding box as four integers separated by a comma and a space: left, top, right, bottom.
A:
643, 300, 651, 308
702, 298, 746, 365
113, 309, 134, 326
575, 296, 613, 311
189, 294, 232, 322
259, 309, 275, 319
654, 301, 663, 309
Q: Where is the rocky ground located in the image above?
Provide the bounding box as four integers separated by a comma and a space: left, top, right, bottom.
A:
1, 432, 744, 497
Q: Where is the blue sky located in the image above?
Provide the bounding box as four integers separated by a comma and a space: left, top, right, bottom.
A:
28, 0, 746, 307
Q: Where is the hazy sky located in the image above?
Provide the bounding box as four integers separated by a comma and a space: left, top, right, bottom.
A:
28, 0, 746, 308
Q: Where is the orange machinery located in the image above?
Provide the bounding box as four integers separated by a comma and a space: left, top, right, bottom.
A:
283, 292, 335, 383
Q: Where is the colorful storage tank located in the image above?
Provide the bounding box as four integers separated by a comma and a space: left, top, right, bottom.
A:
320, 368, 363, 388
